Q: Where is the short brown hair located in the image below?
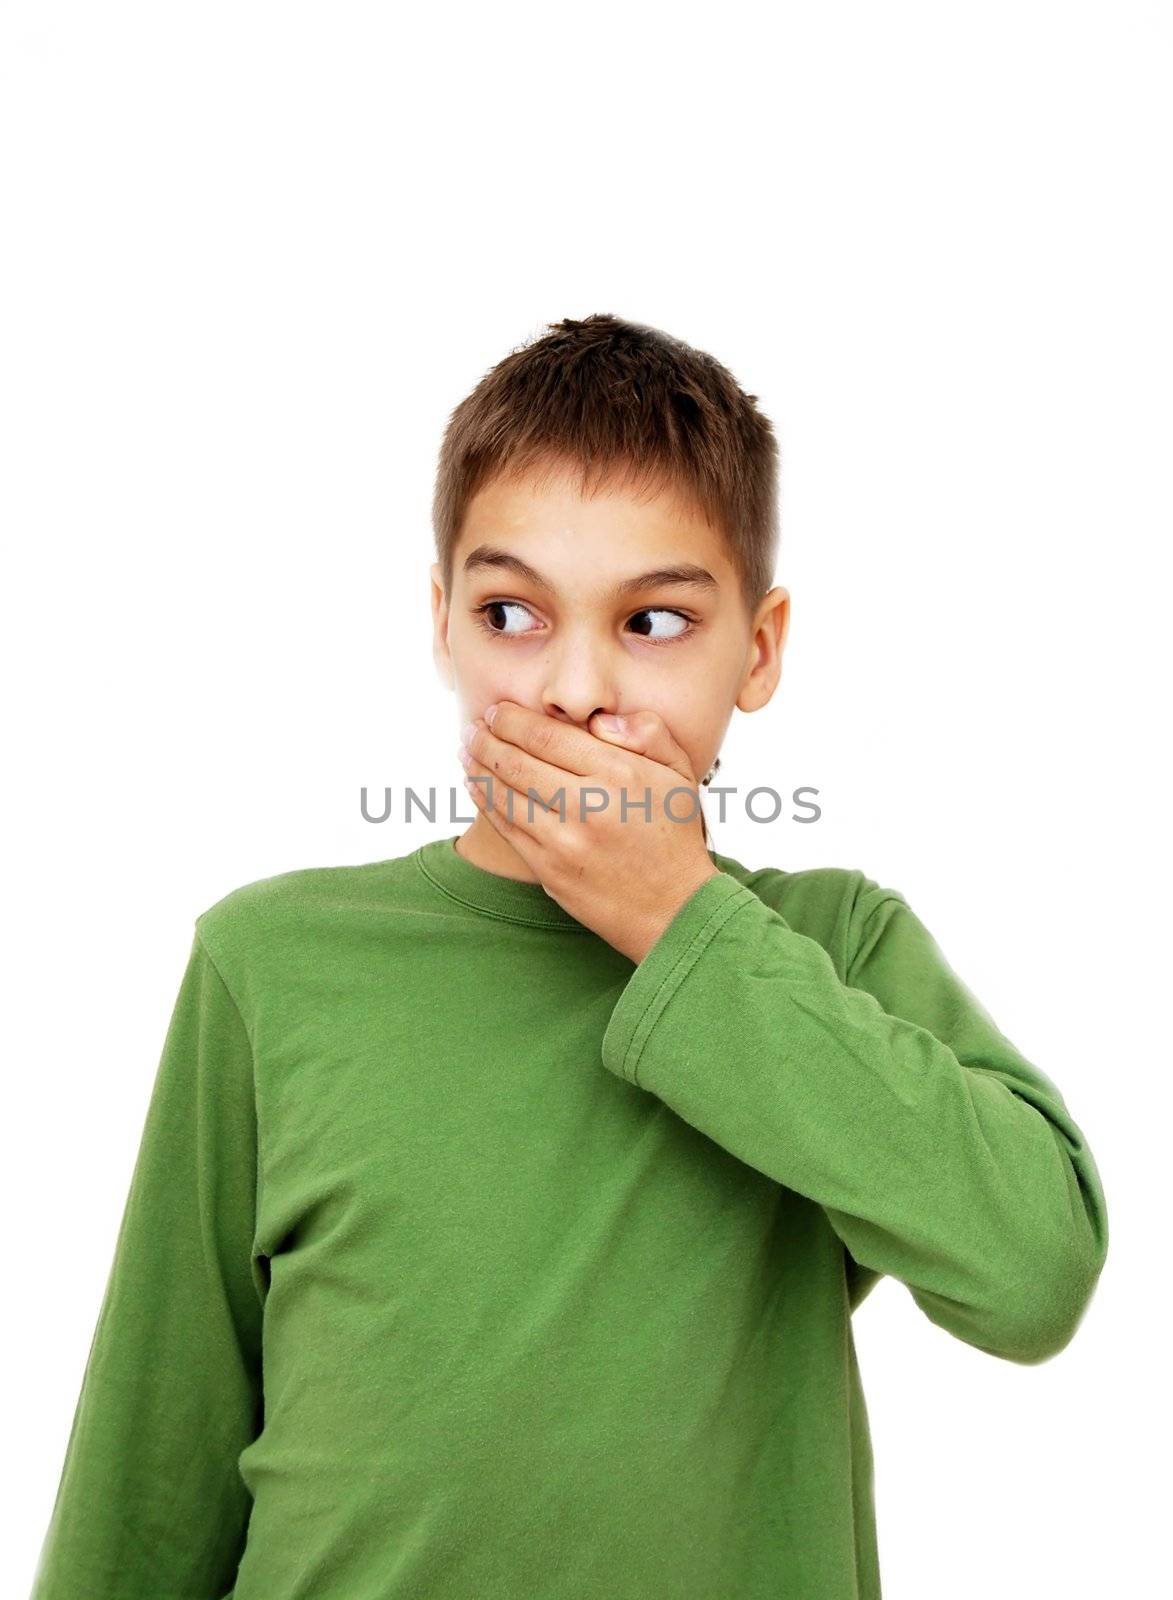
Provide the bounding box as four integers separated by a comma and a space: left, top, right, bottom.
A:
432, 313, 780, 617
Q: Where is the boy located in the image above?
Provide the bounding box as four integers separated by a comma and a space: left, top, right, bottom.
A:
30, 313, 1109, 1599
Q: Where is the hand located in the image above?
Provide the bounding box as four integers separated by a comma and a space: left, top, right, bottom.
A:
458, 700, 722, 964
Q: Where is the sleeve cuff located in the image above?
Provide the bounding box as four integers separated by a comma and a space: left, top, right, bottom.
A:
601, 870, 759, 1088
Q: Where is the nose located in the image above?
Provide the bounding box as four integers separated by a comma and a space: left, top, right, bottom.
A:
539, 629, 620, 729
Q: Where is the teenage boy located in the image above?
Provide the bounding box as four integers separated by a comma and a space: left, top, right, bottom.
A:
31, 313, 1108, 1600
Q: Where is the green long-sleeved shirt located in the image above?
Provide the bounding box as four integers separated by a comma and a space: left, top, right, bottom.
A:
30, 835, 1108, 1598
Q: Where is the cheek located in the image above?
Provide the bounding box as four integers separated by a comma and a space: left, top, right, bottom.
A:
641, 686, 718, 743
446, 630, 521, 711
453, 664, 530, 726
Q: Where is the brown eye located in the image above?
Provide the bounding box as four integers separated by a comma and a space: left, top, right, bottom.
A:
628, 608, 692, 641
475, 601, 540, 637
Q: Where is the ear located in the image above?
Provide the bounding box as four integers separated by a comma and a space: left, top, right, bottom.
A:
737, 585, 789, 712
431, 563, 454, 691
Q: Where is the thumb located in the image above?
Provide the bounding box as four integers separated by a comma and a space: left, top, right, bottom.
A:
590, 709, 700, 785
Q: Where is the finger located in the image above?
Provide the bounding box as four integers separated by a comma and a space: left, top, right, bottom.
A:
588, 708, 700, 784
462, 753, 566, 848
483, 701, 602, 778
464, 720, 586, 821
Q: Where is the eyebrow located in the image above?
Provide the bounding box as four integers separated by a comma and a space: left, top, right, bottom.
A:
461, 544, 720, 601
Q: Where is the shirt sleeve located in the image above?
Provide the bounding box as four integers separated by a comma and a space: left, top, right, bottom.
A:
30, 927, 266, 1599
600, 871, 1109, 1366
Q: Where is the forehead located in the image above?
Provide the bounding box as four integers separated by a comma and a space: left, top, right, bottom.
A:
456, 460, 733, 579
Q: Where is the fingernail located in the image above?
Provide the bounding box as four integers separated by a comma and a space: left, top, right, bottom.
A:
484, 703, 499, 727
460, 721, 476, 750
596, 713, 625, 733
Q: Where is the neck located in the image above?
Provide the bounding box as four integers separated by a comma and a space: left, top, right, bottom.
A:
453, 817, 543, 884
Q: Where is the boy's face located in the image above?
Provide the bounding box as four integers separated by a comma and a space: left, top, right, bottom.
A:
431, 458, 789, 794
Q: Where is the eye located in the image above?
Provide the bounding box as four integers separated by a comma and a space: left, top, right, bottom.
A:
473, 600, 542, 638
472, 601, 696, 646
626, 607, 694, 643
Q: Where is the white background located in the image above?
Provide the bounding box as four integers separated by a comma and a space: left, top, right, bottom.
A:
3, 3, 1168, 1595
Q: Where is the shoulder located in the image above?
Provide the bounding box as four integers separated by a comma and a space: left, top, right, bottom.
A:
194, 851, 418, 988
710, 848, 907, 979
197, 859, 344, 934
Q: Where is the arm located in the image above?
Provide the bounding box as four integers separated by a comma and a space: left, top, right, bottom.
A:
600, 871, 1109, 1365
30, 928, 266, 1598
